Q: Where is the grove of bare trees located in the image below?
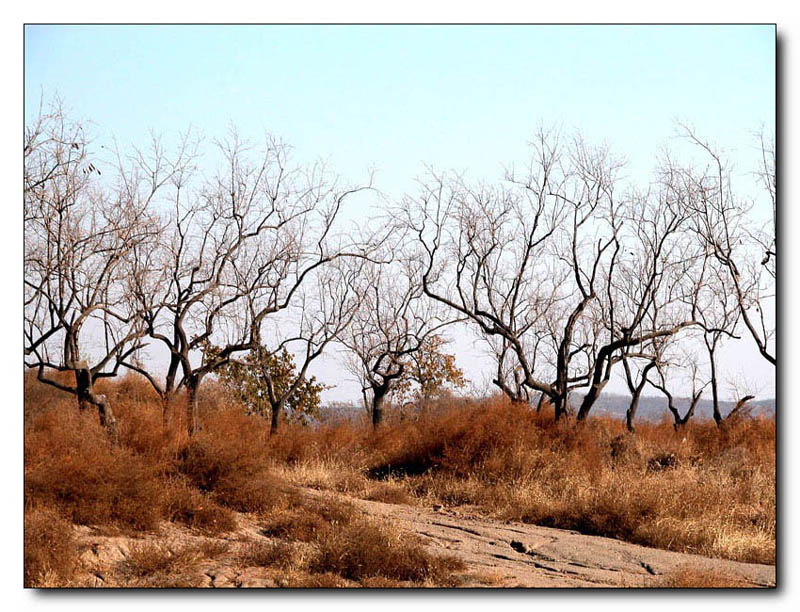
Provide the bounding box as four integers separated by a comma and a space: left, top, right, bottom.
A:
24, 100, 776, 436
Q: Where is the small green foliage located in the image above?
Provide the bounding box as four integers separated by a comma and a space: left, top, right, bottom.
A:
391, 335, 466, 405
213, 345, 326, 425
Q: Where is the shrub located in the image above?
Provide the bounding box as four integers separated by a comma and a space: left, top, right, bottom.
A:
259, 496, 356, 542
24, 507, 78, 587
163, 480, 238, 534
658, 564, 753, 588
25, 408, 168, 532
309, 518, 465, 585
238, 539, 297, 570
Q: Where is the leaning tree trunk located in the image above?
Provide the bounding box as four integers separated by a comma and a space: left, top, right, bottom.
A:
577, 380, 608, 421
161, 356, 180, 425
725, 395, 756, 423
160, 393, 172, 426
74, 361, 116, 436
625, 391, 642, 433
624, 361, 656, 433
492, 377, 526, 404
668, 390, 703, 431
682, 390, 704, 429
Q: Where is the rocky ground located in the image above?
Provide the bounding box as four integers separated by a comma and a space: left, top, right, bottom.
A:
72, 486, 776, 588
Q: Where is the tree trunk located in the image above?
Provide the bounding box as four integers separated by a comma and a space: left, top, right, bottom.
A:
709, 354, 721, 426
493, 378, 524, 404
670, 390, 703, 431
624, 361, 656, 433
372, 386, 388, 429
270, 399, 285, 435
74, 363, 117, 436
185, 378, 200, 436
726, 395, 756, 422
160, 392, 172, 426
683, 390, 703, 428
553, 393, 569, 421
577, 380, 608, 421
626, 389, 642, 433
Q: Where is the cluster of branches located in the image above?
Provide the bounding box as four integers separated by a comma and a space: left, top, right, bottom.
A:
24, 100, 378, 435
24, 100, 775, 437
396, 126, 775, 431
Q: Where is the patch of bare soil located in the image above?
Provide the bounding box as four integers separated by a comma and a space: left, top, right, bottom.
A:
69, 486, 776, 588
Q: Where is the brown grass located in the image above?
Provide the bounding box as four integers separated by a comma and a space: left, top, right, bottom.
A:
360, 400, 776, 564
658, 564, 755, 588
122, 539, 229, 587
284, 572, 353, 588
163, 480, 238, 534
259, 495, 357, 542
238, 539, 298, 570
24, 372, 775, 589
24, 507, 78, 587
364, 482, 414, 505
25, 406, 168, 532
124, 541, 203, 578
309, 517, 466, 586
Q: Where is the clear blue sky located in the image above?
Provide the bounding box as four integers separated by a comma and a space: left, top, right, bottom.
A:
24, 25, 776, 401
25, 25, 775, 191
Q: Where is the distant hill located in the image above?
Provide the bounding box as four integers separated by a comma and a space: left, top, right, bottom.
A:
568, 393, 776, 422
319, 394, 776, 424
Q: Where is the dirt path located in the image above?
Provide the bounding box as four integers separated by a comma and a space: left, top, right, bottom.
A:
74, 486, 776, 588
302, 488, 775, 588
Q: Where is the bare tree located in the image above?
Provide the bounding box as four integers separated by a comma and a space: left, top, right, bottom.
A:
690, 254, 744, 426
401, 130, 697, 422
649, 349, 708, 431
23, 100, 171, 433
620, 350, 658, 433
723, 374, 760, 422
672, 125, 775, 366
251, 259, 364, 434
122, 131, 375, 434
484, 334, 538, 404
342, 254, 451, 427
754, 130, 776, 283
400, 131, 612, 421
575, 169, 701, 421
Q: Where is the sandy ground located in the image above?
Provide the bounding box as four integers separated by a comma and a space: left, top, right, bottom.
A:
73, 486, 776, 588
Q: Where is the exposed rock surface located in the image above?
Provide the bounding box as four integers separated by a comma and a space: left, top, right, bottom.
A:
70, 486, 776, 588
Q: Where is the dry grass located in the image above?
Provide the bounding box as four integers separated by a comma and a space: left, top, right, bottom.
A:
238, 539, 299, 570
284, 572, 353, 588
163, 480, 238, 535
24, 372, 775, 589
363, 481, 414, 505
358, 400, 776, 564
25, 406, 169, 532
259, 495, 357, 542
309, 517, 465, 586
658, 564, 755, 588
24, 507, 78, 587
124, 541, 203, 578
121, 539, 230, 587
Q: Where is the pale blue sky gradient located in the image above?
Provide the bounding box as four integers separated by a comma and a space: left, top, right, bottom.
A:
24, 25, 776, 401
25, 25, 775, 190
